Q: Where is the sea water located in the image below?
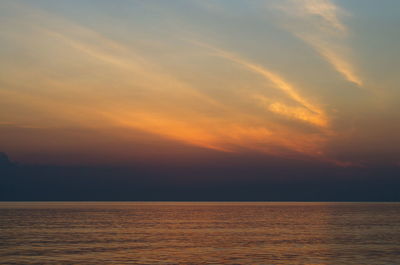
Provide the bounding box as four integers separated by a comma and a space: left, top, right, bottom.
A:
1, 202, 399, 264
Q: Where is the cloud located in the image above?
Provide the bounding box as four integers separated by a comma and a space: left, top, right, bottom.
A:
190, 41, 328, 128
0, 152, 12, 166
296, 33, 363, 86
273, 0, 363, 86
0, 1, 341, 163
301, 0, 347, 33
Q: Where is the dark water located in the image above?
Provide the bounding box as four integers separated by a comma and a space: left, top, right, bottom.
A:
0, 202, 400, 264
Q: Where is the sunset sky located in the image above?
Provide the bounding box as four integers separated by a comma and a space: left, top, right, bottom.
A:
1, 0, 400, 169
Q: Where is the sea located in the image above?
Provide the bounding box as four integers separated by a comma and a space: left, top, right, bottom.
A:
0, 202, 399, 264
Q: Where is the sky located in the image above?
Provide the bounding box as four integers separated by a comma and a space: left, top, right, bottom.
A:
1, 0, 400, 174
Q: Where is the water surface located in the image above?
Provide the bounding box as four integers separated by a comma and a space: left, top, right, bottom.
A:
1, 202, 399, 264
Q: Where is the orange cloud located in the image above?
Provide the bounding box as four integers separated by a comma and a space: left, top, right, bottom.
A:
190, 41, 328, 127
0, 2, 336, 164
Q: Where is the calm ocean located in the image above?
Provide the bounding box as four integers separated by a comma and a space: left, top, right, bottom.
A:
1, 202, 399, 264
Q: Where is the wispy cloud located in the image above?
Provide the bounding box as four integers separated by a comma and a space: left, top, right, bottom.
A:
274, 0, 363, 86
0, 1, 342, 163
190, 41, 328, 128
300, 0, 347, 33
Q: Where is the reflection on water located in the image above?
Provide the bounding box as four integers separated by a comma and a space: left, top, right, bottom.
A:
0, 202, 399, 264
